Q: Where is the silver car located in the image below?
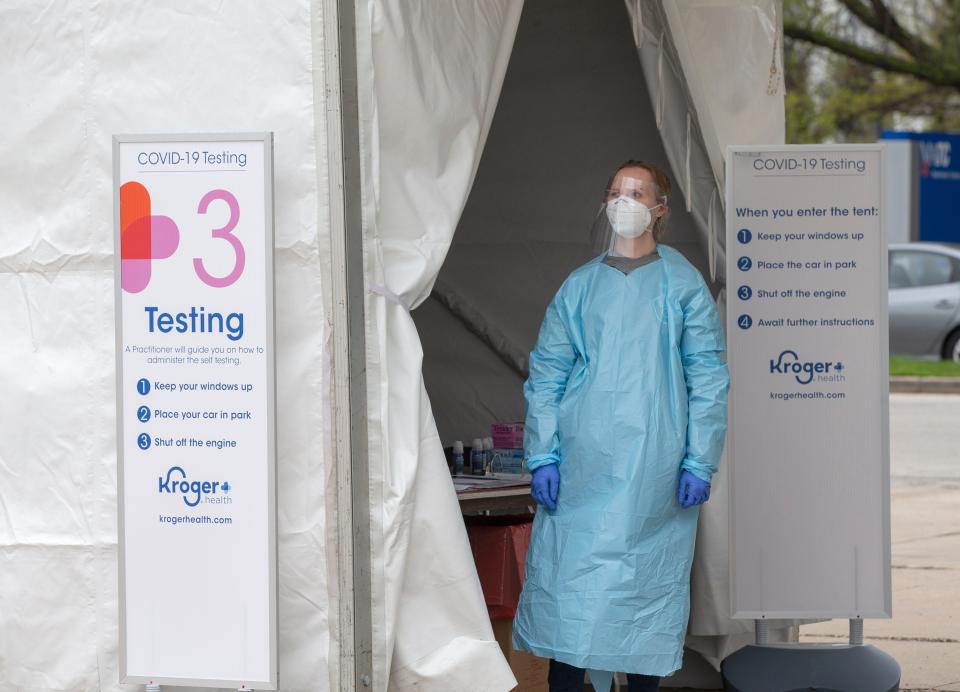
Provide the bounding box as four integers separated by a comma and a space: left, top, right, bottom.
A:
889, 243, 960, 361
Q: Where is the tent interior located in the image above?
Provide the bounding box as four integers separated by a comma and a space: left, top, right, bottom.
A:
415, 0, 714, 450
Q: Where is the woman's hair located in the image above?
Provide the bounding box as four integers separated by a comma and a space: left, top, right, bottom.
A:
609, 160, 672, 241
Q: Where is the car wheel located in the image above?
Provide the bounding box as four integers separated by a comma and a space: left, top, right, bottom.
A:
944, 328, 960, 363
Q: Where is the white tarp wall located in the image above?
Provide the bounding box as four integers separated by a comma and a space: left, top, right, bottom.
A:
0, 3, 337, 690
661, 0, 785, 187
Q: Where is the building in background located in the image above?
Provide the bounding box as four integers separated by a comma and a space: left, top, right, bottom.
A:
882, 131, 960, 244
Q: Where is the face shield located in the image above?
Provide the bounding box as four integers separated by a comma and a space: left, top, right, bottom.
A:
589, 169, 667, 255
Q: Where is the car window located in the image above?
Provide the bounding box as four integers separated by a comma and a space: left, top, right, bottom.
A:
889, 251, 958, 289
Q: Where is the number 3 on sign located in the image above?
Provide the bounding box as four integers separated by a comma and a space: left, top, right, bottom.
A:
194, 189, 245, 287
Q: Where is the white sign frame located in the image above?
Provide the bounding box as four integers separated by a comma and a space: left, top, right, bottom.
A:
725, 144, 892, 620
114, 133, 278, 688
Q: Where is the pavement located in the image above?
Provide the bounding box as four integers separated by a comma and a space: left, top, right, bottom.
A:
800, 393, 960, 691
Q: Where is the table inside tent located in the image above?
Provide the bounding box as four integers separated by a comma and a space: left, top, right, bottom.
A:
455, 474, 536, 515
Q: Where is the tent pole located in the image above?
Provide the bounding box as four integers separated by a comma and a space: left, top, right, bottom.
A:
430, 279, 529, 378
321, 0, 373, 689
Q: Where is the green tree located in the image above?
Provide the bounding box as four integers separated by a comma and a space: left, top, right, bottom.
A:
783, 0, 960, 143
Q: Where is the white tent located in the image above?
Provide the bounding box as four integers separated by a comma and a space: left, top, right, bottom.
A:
0, 1, 784, 690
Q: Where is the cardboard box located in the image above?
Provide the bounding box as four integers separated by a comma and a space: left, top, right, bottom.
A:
492, 617, 548, 692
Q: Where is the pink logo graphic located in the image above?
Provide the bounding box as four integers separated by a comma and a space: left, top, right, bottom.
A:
120, 182, 180, 293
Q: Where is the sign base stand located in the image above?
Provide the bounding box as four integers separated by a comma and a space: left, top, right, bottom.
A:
721, 642, 900, 692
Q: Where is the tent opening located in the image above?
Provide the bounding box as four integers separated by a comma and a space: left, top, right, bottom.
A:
414, 0, 715, 446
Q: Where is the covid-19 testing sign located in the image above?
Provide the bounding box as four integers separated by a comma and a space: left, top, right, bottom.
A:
114, 134, 277, 688
726, 145, 891, 619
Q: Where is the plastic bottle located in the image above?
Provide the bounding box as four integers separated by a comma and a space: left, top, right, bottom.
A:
470, 438, 485, 475
483, 437, 495, 473
452, 441, 465, 476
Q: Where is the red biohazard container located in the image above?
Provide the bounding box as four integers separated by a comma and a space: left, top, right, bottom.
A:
465, 515, 533, 618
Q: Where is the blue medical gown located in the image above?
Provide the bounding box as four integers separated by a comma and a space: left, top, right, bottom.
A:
512, 246, 729, 675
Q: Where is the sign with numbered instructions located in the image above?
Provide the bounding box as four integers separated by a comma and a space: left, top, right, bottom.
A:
114, 134, 277, 688
726, 145, 891, 619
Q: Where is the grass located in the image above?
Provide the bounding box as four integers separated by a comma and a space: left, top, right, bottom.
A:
890, 356, 960, 377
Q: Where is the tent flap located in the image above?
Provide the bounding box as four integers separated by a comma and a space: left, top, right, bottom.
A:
355, 1, 524, 689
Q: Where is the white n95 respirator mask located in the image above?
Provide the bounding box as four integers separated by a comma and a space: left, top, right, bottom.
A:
605, 196, 661, 239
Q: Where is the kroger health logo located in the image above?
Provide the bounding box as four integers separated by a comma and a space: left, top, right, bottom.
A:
769, 349, 845, 385
158, 466, 231, 507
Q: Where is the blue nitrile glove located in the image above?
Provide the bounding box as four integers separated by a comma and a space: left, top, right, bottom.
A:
677, 470, 710, 508
531, 463, 560, 510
